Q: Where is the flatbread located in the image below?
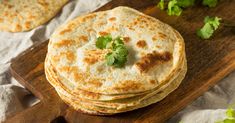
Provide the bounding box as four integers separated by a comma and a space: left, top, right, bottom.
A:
45, 6, 187, 115
0, 0, 68, 32
47, 6, 185, 95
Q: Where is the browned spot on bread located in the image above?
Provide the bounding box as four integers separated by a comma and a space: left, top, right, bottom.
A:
73, 72, 83, 82
128, 27, 135, 31
54, 40, 74, 48
136, 40, 147, 48
158, 32, 167, 39
0, 18, 3, 23
67, 23, 76, 29
88, 28, 95, 32
24, 21, 31, 29
79, 35, 88, 42
78, 90, 100, 99
123, 37, 130, 43
3, 12, 9, 16
109, 17, 116, 21
156, 45, 161, 48
15, 24, 22, 32
81, 14, 97, 22
6, 4, 13, 9
97, 22, 106, 26
28, 15, 36, 19
59, 28, 72, 35
60, 51, 76, 62
37, 0, 49, 7
113, 81, 142, 91
152, 35, 158, 41
150, 80, 156, 84
140, 25, 144, 28
83, 50, 108, 65
99, 31, 109, 36
88, 79, 103, 87
135, 51, 172, 73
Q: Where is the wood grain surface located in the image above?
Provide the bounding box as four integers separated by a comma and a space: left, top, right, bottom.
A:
8, 0, 235, 123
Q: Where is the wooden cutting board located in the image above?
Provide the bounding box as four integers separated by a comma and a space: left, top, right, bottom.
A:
8, 0, 235, 123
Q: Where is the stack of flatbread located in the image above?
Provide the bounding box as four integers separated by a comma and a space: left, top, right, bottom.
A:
0, 0, 68, 32
45, 6, 187, 115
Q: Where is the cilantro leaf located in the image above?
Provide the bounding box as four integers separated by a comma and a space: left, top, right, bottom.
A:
96, 35, 128, 67
177, 0, 195, 8
197, 16, 221, 39
197, 23, 214, 39
96, 35, 112, 49
204, 16, 221, 30
226, 108, 235, 118
167, 0, 183, 16
202, 0, 218, 7
157, 0, 165, 10
216, 108, 235, 123
106, 53, 115, 66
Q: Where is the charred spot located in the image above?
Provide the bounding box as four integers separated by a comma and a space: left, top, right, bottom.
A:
136, 40, 147, 48
88, 79, 103, 87
15, 24, 22, 31
87, 28, 95, 32
81, 14, 97, 22
79, 35, 88, 42
37, 0, 49, 7
158, 32, 167, 39
109, 17, 116, 21
150, 80, 156, 84
6, 4, 13, 9
128, 27, 135, 31
24, 21, 31, 29
99, 31, 109, 36
0, 18, 3, 23
113, 81, 142, 91
59, 28, 72, 35
78, 90, 100, 99
156, 45, 161, 48
54, 40, 74, 47
83, 50, 107, 65
98, 22, 106, 26
60, 51, 76, 62
28, 15, 36, 19
135, 51, 172, 73
123, 37, 131, 43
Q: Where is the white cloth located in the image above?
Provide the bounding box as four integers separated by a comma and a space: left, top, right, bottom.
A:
0, 0, 234, 123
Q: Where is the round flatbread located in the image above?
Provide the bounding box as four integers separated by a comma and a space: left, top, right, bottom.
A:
45, 6, 187, 115
47, 6, 185, 95
0, 0, 68, 32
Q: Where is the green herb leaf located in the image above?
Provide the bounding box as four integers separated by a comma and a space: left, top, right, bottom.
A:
177, 0, 195, 8
197, 23, 214, 39
157, 0, 165, 10
202, 0, 218, 7
226, 108, 235, 118
106, 53, 115, 66
223, 119, 235, 123
167, 0, 183, 16
96, 35, 112, 49
96, 35, 128, 67
197, 16, 221, 39
204, 16, 221, 30
216, 108, 235, 123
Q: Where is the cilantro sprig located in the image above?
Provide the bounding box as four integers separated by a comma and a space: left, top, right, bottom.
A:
157, 0, 218, 16
216, 108, 235, 123
197, 16, 221, 39
203, 0, 218, 7
96, 35, 128, 67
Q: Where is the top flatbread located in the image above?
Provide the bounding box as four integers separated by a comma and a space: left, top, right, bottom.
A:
47, 6, 185, 95
0, 0, 68, 32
